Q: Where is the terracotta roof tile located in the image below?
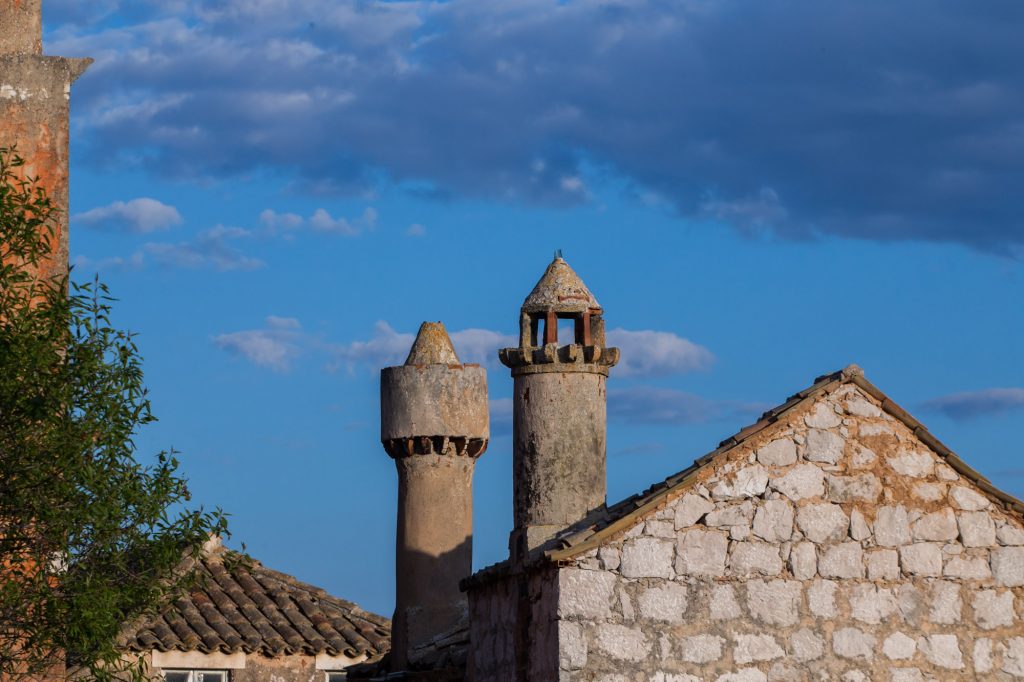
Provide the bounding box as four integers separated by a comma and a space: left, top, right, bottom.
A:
120, 546, 390, 659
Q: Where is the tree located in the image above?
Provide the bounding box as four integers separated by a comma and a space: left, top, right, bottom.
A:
0, 147, 228, 680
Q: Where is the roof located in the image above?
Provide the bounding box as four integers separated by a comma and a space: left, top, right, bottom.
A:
522, 257, 601, 314
119, 541, 390, 660
404, 322, 460, 366
464, 364, 1024, 588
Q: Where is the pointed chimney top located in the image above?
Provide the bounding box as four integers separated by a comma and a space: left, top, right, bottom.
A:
522, 256, 601, 315
404, 322, 461, 366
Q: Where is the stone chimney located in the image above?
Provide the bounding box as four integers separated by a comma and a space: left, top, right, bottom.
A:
380, 322, 489, 670
1, 0, 91, 282
500, 257, 619, 560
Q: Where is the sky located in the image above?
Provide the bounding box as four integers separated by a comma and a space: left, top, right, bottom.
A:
43, 0, 1024, 617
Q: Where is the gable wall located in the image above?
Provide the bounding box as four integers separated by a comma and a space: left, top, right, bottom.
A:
552, 383, 1024, 681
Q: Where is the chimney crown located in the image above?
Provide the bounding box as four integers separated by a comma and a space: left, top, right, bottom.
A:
404, 321, 460, 366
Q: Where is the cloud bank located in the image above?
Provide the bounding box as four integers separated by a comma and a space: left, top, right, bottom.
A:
923, 387, 1024, 421
50, 0, 1024, 256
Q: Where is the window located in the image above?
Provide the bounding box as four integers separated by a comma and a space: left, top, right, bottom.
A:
163, 671, 228, 682
325, 673, 346, 682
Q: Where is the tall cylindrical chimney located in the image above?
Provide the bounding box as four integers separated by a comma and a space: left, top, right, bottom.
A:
0, 0, 91, 283
380, 322, 488, 671
500, 257, 619, 560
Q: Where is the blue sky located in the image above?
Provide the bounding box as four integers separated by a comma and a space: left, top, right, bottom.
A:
45, 0, 1023, 617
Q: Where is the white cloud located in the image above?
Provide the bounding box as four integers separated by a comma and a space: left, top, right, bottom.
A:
606, 328, 714, 378
213, 316, 304, 372
449, 328, 516, 366
259, 208, 303, 233
923, 387, 1024, 421
406, 223, 426, 237
309, 208, 357, 235
328, 321, 415, 371
143, 225, 264, 271
73, 197, 183, 233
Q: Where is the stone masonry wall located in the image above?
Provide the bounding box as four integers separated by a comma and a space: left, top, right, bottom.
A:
555, 383, 1024, 681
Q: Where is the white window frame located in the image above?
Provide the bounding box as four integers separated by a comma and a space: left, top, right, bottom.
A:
163, 670, 230, 682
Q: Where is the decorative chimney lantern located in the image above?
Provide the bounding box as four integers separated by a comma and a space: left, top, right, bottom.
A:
499, 256, 619, 559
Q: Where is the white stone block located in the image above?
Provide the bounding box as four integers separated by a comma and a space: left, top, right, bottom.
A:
897, 584, 925, 626
709, 584, 742, 620
958, 510, 996, 547
850, 584, 897, 624
789, 541, 817, 580
805, 402, 842, 429
805, 428, 845, 464
598, 546, 620, 571
928, 581, 961, 624
680, 634, 723, 664
730, 541, 783, 577
874, 505, 912, 547
889, 669, 924, 682
911, 482, 946, 502
973, 589, 1015, 630
807, 579, 838, 618
866, 549, 900, 580
912, 508, 959, 542
935, 462, 959, 481
559, 621, 587, 670
673, 493, 714, 529
733, 634, 784, 664
676, 529, 728, 578
888, 450, 934, 478
828, 474, 882, 503
595, 624, 648, 662
790, 628, 824, 662
850, 444, 877, 468
644, 519, 676, 538
818, 541, 864, 579
752, 499, 794, 542
849, 509, 872, 541
974, 638, 994, 674
713, 464, 769, 499
949, 485, 990, 511
991, 546, 1024, 586
1003, 637, 1024, 677
620, 537, 674, 579
919, 633, 963, 670
998, 521, 1024, 546
882, 632, 916, 660
943, 554, 991, 580
832, 627, 875, 661
557, 568, 616, 619
745, 579, 801, 626
637, 583, 689, 623
796, 502, 849, 543
757, 438, 797, 466
899, 543, 943, 577
771, 465, 826, 504
707, 501, 754, 527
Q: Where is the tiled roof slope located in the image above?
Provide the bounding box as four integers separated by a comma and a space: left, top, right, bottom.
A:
464, 364, 1024, 587
119, 543, 390, 659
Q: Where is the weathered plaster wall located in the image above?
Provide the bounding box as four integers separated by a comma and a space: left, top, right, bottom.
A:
552, 383, 1024, 681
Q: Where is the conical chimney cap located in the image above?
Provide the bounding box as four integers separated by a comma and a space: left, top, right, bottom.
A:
405, 322, 461, 365
522, 257, 601, 314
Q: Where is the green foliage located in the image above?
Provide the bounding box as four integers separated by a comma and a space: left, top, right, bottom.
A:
0, 147, 228, 680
